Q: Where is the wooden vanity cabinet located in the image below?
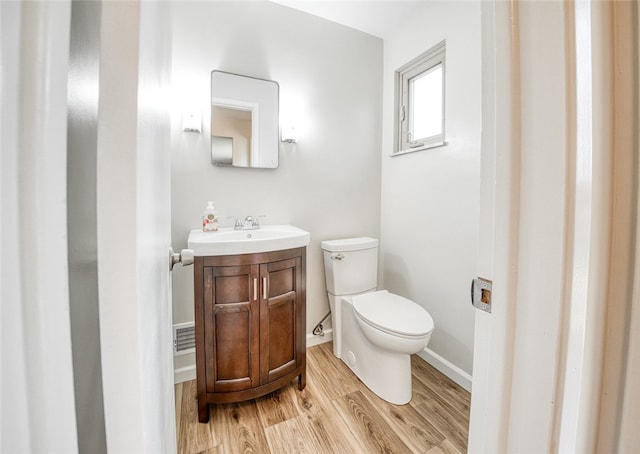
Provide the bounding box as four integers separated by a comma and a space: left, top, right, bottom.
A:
193, 247, 306, 423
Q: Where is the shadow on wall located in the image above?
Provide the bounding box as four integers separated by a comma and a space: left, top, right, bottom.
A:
383, 251, 474, 371
381, 252, 411, 297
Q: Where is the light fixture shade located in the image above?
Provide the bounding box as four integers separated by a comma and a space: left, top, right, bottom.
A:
182, 109, 202, 133
281, 124, 298, 143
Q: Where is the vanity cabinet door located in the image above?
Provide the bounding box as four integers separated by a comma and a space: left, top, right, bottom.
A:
204, 264, 260, 393
259, 256, 304, 384
195, 247, 306, 423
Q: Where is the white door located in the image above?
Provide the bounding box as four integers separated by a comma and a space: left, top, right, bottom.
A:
96, 1, 177, 453
469, 1, 582, 451
1, 1, 79, 452
469, 1, 639, 452
3, 2, 177, 451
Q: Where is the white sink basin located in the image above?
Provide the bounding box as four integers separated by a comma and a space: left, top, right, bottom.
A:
188, 224, 310, 256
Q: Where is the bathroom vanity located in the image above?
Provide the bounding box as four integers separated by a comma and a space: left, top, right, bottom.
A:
190, 233, 307, 423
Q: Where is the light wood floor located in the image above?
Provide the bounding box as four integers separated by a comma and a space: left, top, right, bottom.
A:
175, 342, 470, 454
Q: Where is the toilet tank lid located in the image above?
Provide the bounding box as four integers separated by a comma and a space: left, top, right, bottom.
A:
321, 237, 378, 252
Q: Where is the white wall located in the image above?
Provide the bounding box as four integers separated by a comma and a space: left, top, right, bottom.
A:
380, 2, 481, 378
170, 1, 383, 372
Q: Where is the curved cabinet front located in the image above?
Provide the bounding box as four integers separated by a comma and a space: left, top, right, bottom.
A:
193, 247, 306, 423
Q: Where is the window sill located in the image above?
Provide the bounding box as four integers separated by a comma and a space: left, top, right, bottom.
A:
390, 141, 447, 157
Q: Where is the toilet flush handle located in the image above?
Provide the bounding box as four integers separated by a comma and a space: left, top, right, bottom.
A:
330, 254, 345, 261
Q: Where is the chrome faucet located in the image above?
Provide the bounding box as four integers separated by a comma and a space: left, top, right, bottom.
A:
243, 216, 256, 229
234, 215, 262, 230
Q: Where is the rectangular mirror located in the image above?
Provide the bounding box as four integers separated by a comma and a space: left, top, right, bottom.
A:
211, 71, 279, 169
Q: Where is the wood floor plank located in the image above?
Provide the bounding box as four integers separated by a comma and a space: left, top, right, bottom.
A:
196, 446, 225, 454
177, 343, 471, 454
411, 355, 471, 415
410, 378, 470, 426
255, 381, 302, 428
414, 400, 469, 454
305, 343, 361, 405
210, 399, 271, 454
175, 382, 183, 443
332, 390, 412, 453
410, 377, 469, 454
290, 382, 325, 416
360, 386, 446, 453
409, 359, 470, 426
178, 380, 217, 454
264, 409, 360, 453
255, 362, 331, 421
426, 438, 465, 454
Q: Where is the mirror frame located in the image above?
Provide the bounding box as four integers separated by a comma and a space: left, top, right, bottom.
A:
210, 70, 279, 169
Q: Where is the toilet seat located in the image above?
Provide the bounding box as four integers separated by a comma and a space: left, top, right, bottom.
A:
352, 290, 433, 338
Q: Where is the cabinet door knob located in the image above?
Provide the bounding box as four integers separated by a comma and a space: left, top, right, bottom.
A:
253, 278, 258, 301
262, 277, 268, 299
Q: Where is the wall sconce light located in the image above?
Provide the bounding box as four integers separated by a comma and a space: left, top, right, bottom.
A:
182, 109, 202, 133
281, 125, 298, 143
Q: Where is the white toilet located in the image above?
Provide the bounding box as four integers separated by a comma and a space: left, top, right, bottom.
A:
321, 237, 434, 405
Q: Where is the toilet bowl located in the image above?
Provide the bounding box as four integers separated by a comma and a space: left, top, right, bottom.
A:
353, 290, 433, 354
321, 238, 434, 404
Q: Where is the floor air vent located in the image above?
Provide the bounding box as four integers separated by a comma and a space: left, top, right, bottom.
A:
173, 322, 195, 355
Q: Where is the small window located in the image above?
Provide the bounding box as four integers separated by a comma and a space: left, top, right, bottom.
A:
395, 41, 446, 154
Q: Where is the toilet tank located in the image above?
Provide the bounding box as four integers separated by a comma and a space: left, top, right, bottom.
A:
321, 237, 379, 296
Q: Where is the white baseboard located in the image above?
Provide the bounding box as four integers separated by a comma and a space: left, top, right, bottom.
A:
306, 328, 333, 347
417, 347, 472, 392
174, 364, 196, 384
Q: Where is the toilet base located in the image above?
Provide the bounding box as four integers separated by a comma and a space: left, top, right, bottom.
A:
337, 296, 414, 405
342, 345, 412, 405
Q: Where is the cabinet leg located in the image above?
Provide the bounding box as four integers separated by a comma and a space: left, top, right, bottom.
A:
298, 371, 306, 390
198, 397, 209, 424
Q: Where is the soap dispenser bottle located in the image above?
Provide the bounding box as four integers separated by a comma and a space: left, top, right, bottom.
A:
202, 201, 219, 232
